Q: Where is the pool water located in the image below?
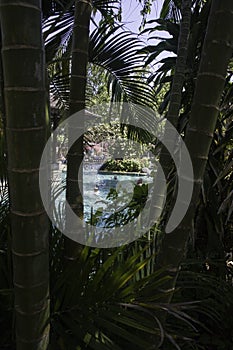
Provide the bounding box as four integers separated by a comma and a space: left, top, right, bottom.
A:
52, 163, 153, 222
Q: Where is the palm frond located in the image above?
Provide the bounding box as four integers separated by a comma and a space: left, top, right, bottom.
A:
49, 244, 201, 349
89, 25, 157, 142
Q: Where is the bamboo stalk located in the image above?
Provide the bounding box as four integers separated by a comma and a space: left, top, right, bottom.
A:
0, 1, 50, 348
150, 0, 192, 225
65, 0, 92, 260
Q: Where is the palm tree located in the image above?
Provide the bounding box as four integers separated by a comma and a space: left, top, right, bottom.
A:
43, 1, 125, 260
45, 4, 156, 258
0, 1, 50, 348
158, 0, 233, 286
65, 0, 92, 260
149, 0, 192, 227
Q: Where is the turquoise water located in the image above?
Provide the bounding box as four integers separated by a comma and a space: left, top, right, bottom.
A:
53, 163, 153, 221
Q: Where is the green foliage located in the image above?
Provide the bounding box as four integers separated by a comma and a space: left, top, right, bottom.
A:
172, 263, 233, 350
103, 182, 149, 228
86, 64, 110, 107
48, 23, 156, 145
141, 0, 210, 116
99, 158, 148, 173
48, 241, 205, 350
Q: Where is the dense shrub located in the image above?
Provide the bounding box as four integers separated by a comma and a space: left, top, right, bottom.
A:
99, 158, 149, 173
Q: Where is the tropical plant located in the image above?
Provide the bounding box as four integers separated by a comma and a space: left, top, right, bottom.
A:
142, 0, 233, 272
99, 158, 149, 173
144, 0, 192, 235
157, 0, 233, 296
49, 243, 207, 350
64, 0, 93, 260
48, 14, 157, 259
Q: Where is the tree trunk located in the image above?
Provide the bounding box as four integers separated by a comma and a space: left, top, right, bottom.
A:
0, 1, 50, 349
0, 30, 5, 127
65, 0, 92, 260
157, 0, 233, 277
149, 0, 192, 225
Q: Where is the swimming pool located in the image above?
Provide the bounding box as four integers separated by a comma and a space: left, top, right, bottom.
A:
52, 163, 153, 222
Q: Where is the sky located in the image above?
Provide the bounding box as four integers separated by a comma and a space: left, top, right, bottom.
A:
91, 0, 165, 36
91, 0, 171, 66
121, 0, 163, 33
121, 0, 173, 66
